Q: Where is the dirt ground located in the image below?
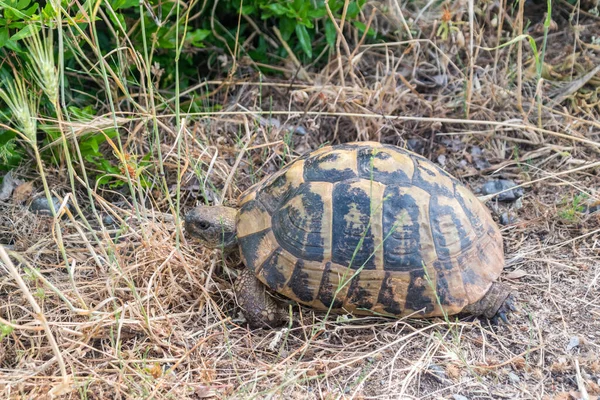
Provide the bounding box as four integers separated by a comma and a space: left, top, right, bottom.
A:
1, 1, 600, 399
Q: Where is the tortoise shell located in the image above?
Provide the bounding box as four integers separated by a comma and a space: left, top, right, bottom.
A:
235, 141, 504, 318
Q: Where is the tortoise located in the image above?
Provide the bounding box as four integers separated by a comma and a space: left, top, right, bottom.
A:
185, 141, 513, 328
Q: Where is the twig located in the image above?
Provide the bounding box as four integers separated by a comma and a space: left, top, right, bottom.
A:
574, 358, 590, 400
0, 246, 71, 390
466, 0, 474, 117
479, 159, 600, 202
272, 26, 312, 83
474, 345, 543, 370
174, 110, 600, 149
549, 64, 600, 106
219, 116, 255, 204
516, 0, 525, 115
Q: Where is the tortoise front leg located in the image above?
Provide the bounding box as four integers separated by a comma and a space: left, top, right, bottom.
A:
233, 268, 286, 329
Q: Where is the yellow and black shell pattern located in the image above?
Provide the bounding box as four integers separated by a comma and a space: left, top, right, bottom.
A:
236, 141, 504, 318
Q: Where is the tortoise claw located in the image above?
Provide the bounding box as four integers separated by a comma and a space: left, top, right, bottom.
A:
490, 294, 516, 325
490, 312, 508, 326
505, 295, 517, 312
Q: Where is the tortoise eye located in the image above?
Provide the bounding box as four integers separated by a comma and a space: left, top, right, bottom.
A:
198, 221, 210, 230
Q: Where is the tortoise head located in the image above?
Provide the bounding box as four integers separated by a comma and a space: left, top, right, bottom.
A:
184, 205, 238, 251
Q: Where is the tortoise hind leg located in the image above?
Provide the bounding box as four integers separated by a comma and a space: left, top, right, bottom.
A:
233, 268, 286, 329
462, 282, 515, 322
491, 294, 516, 324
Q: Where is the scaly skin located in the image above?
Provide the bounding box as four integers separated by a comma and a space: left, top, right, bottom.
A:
185, 205, 286, 328
233, 268, 286, 329
184, 205, 238, 251
461, 282, 514, 322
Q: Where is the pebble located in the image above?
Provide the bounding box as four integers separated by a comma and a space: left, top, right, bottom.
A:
474, 158, 491, 170
441, 138, 465, 152
258, 117, 281, 129
470, 146, 483, 157
407, 138, 425, 155
437, 154, 447, 166
29, 196, 67, 215
481, 179, 524, 202
102, 214, 117, 226
292, 125, 307, 136
566, 336, 580, 351
514, 197, 524, 210
0, 171, 21, 201
470, 146, 491, 170
428, 364, 446, 381
508, 372, 521, 383
499, 212, 517, 225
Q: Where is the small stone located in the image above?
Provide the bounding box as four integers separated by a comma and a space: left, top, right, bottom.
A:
441, 138, 465, 152
258, 117, 281, 129
514, 197, 524, 210
437, 154, 447, 166
470, 146, 483, 157
407, 138, 424, 155
0, 171, 24, 201
508, 372, 520, 383
102, 214, 117, 226
566, 336, 580, 351
29, 196, 67, 215
293, 125, 307, 136
474, 158, 491, 170
470, 146, 491, 170
428, 364, 446, 381
481, 179, 524, 202
452, 395, 469, 400
499, 212, 517, 225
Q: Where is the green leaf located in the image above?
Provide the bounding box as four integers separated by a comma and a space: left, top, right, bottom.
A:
68, 105, 95, 120
23, 2, 39, 17
325, 19, 336, 48
111, 0, 138, 10
10, 24, 40, 41
4, 9, 16, 21
325, 0, 344, 12
0, 322, 15, 340
353, 21, 376, 37
279, 17, 295, 41
264, 3, 289, 17
307, 8, 327, 19
346, 1, 360, 18
295, 24, 312, 58
16, 0, 30, 10
88, 137, 99, 154
42, 1, 57, 19
241, 5, 255, 15
186, 29, 211, 46
3, 38, 20, 52
157, 29, 177, 49
0, 27, 9, 49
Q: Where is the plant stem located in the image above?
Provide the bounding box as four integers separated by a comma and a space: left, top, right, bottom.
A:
0, 246, 69, 384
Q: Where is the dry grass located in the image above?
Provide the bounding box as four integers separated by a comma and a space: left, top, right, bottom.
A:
1, 1, 600, 399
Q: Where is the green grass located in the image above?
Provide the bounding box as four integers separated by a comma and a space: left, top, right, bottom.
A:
558, 192, 588, 222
